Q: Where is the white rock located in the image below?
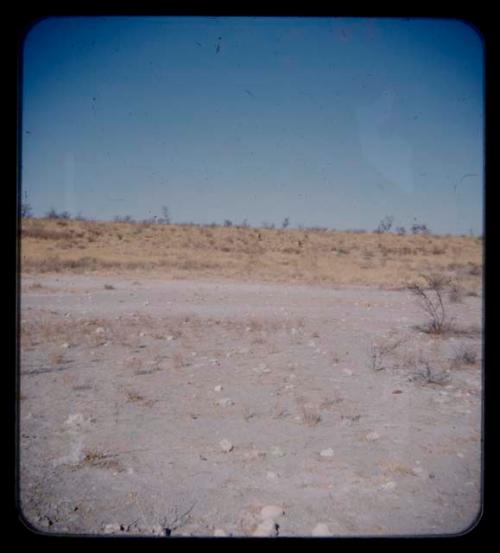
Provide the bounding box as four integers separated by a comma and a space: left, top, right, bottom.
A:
139, 332, 146, 337
252, 519, 279, 537
270, 446, 285, 457
380, 481, 397, 490
320, 448, 334, 457
95, 327, 105, 334
213, 529, 228, 537
65, 413, 85, 427
216, 398, 234, 407
219, 439, 233, 453
214, 385, 223, 392
167, 335, 174, 341
104, 523, 122, 534
312, 523, 332, 537
366, 431, 380, 441
61, 342, 70, 349
260, 505, 285, 520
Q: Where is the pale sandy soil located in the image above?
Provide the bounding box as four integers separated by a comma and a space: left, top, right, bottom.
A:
18, 274, 483, 537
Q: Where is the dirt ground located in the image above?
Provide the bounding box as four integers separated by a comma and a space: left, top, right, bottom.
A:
18, 273, 483, 537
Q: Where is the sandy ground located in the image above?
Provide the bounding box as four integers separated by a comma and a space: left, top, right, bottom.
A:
18, 274, 483, 537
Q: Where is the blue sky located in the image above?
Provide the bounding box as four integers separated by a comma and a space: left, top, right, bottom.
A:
21, 16, 484, 234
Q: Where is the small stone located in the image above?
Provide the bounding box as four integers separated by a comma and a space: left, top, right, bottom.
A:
266, 471, 279, 481
320, 448, 334, 457
252, 519, 279, 537
260, 505, 284, 520
216, 398, 234, 407
342, 369, 353, 376
139, 332, 146, 337
213, 528, 228, 537
219, 439, 233, 452
312, 523, 331, 537
366, 431, 380, 441
380, 481, 397, 490
61, 342, 70, 349
270, 446, 285, 458
95, 327, 105, 335
291, 328, 298, 335
214, 385, 223, 392
166, 335, 174, 341
104, 523, 122, 534
38, 516, 53, 529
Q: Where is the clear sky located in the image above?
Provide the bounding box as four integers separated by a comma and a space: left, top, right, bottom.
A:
21, 16, 484, 235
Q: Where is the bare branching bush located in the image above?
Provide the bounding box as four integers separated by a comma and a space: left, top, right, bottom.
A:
369, 335, 404, 371
407, 274, 451, 334
410, 361, 451, 385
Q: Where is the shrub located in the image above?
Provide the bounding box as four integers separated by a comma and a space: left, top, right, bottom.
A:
375, 215, 394, 233
407, 274, 451, 334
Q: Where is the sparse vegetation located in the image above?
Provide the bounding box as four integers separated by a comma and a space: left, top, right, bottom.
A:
369, 335, 404, 371
451, 343, 478, 367
407, 274, 451, 335
19, 218, 482, 291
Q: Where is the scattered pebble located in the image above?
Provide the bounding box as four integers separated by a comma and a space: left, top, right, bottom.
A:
266, 471, 279, 481
95, 327, 105, 335
213, 529, 228, 537
380, 481, 397, 490
252, 519, 279, 537
320, 448, 334, 457
104, 523, 123, 534
312, 523, 331, 537
61, 342, 70, 349
366, 431, 380, 441
166, 335, 174, 341
342, 369, 353, 376
216, 398, 234, 407
219, 439, 233, 453
139, 332, 146, 337
37, 516, 53, 529
214, 385, 223, 392
260, 505, 284, 520
270, 446, 285, 458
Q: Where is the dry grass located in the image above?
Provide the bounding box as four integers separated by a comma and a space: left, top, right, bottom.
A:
20, 218, 482, 290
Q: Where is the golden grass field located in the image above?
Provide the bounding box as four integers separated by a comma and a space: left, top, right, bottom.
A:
20, 218, 483, 291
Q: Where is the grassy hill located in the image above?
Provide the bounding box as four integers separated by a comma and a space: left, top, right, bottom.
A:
20, 218, 482, 291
